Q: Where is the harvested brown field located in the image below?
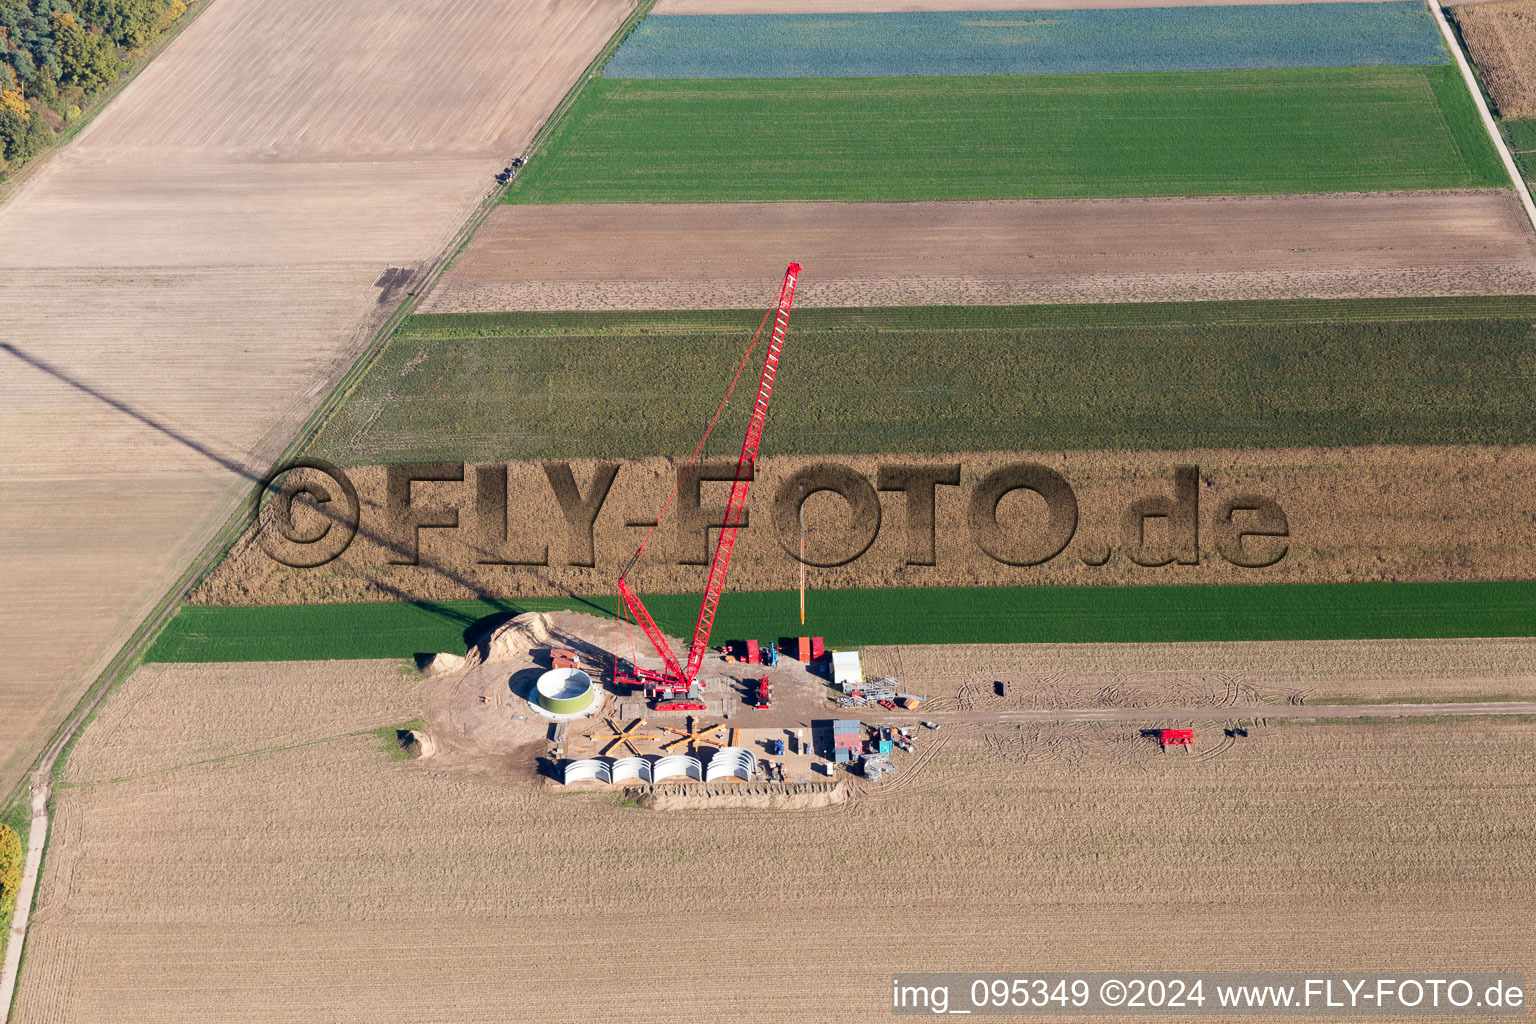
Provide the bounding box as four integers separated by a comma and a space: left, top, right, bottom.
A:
1452, 0, 1536, 119
420, 193, 1536, 312
655, 0, 1405, 11
14, 659, 1535, 1021
862, 636, 1536, 708
63, 660, 422, 784
0, 0, 633, 795
193, 445, 1536, 606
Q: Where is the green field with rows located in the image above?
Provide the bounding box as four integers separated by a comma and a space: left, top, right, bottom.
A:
506, 66, 1504, 203
312, 299, 1536, 464
148, 581, 1536, 662
396, 296, 1536, 339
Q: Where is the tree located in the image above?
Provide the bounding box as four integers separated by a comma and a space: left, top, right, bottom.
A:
75, 0, 164, 49
52, 11, 115, 93
0, 90, 47, 163
0, 823, 21, 907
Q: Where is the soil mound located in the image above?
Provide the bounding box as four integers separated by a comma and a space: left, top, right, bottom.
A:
416, 652, 465, 676
467, 612, 552, 666
399, 729, 435, 759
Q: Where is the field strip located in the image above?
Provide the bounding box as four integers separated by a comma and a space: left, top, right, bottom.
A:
654, 0, 1411, 10
607, 4, 1449, 79
1430, 0, 1536, 229
0, 0, 633, 800
145, 582, 1536, 662
204, 449, 1536, 603
424, 192, 1536, 311
1448, 0, 1536, 119
505, 67, 1504, 203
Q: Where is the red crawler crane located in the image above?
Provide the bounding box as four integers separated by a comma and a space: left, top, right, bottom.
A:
615, 263, 802, 710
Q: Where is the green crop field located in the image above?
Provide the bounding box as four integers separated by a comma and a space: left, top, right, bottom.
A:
393, 296, 1536, 339
312, 299, 1536, 464
506, 66, 1504, 203
149, 580, 1536, 662
1505, 118, 1536, 153
1507, 119, 1536, 188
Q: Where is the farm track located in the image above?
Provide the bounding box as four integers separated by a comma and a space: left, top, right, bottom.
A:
425, 192, 1536, 312
0, 0, 633, 800
886, 701, 1536, 725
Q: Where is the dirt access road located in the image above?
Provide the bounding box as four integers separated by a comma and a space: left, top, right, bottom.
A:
0, 0, 632, 796
423, 192, 1536, 311
925, 701, 1536, 723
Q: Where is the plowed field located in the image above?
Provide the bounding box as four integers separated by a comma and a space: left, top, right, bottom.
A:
427, 193, 1536, 311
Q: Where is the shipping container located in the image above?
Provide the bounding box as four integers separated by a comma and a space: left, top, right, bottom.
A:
833, 719, 861, 734
812, 636, 825, 658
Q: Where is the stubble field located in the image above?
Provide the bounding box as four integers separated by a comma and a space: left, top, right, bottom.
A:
1451, 0, 1536, 118
192, 446, 1536, 607
60, 660, 423, 783
0, 0, 633, 795
14, 659, 1535, 1021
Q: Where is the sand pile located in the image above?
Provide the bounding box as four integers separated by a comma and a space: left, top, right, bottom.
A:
466, 612, 552, 666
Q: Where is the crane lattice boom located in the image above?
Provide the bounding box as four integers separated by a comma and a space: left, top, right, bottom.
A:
617, 262, 801, 701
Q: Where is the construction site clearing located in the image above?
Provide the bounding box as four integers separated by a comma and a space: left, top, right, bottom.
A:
416, 608, 932, 791
408, 607, 1536, 804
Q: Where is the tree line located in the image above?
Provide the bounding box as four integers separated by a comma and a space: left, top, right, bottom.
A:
0, 0, 190, 176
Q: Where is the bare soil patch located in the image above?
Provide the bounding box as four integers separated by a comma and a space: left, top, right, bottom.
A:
13, 665, 1534, 1020
417, 609, 835, 783
0, 0, 633, 795
422, 193, 1536, 312
193, 445, 1536, 606
1452, 0, 1536, 118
